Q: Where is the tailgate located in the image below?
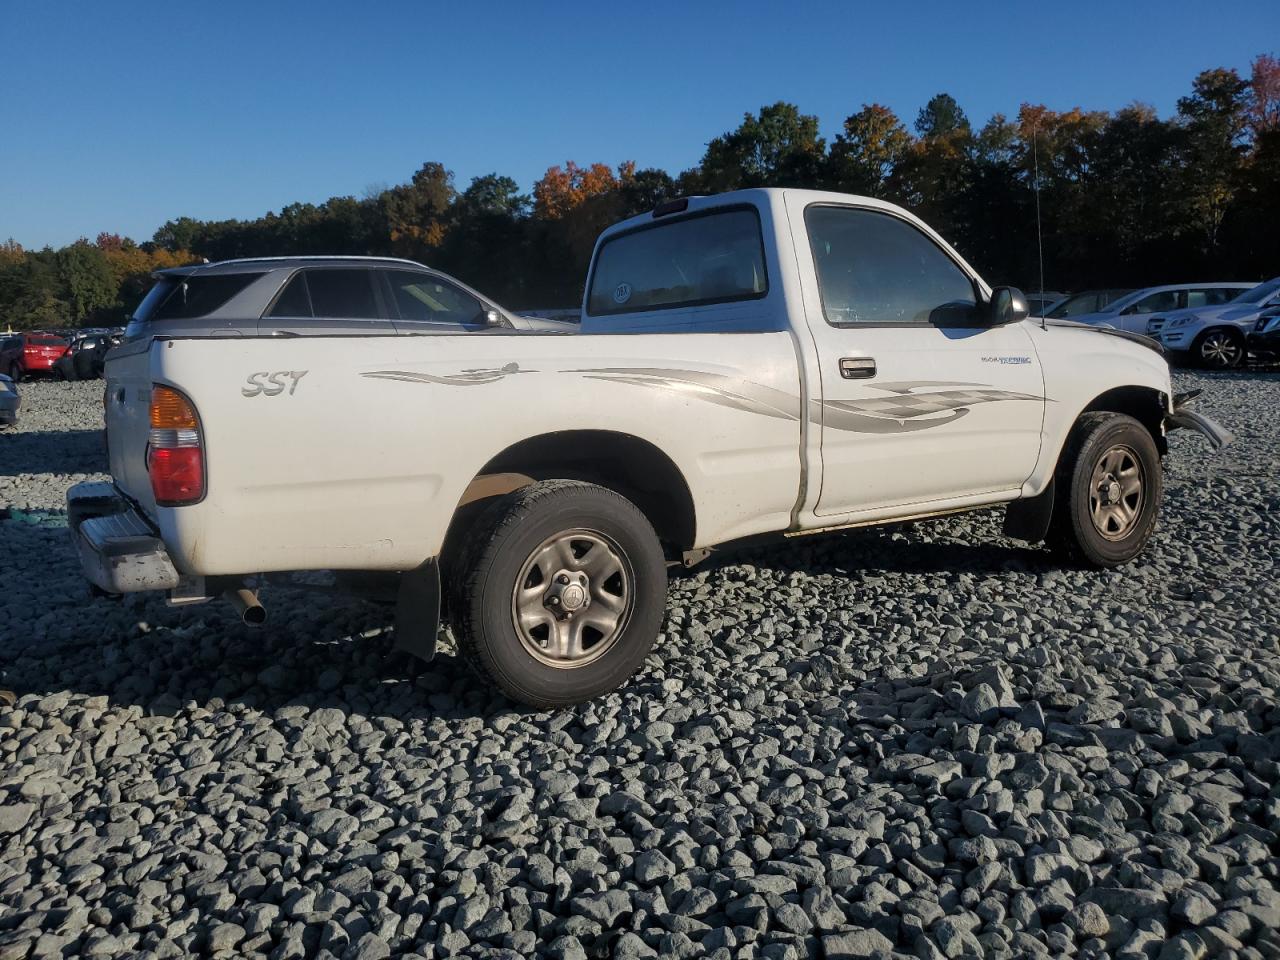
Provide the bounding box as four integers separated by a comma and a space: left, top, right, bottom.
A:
103, 340, 159, 518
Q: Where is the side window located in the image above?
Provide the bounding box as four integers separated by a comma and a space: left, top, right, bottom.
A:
268, 274, 313, 317
1126, 290, 1180, 315
303, 269, 380, 319
383, 271, 486, 325
805, 206, 976, 325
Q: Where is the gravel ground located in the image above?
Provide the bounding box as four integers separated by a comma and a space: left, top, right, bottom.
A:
1, 373, 1278, 960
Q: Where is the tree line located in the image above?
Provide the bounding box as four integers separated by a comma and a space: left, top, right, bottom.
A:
2, 56, 1277, 329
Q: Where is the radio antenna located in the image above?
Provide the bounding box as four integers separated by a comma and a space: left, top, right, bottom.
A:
1032, 122, 1046, 330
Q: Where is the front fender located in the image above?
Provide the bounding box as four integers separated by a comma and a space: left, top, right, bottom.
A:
1023, 322, 1175, 496
1166, 390, 1233, 450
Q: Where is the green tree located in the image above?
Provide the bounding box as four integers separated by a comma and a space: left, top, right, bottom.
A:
455, 174, 529, 219
697, 102, 825, 191
381, 162, 457, 256
1175, 68, 1250, 255
827, 104, 912, 197
10, 289, 70, 330
893, 94, 974, 243
153, 216, 203, 253
916, 93, 970, 139
440, 175, 533, 303
55, 241, 117, 324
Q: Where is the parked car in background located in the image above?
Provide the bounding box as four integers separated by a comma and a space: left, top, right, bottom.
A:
1056, 283, 1254, 334
1246, 309, 1280, 363
0, 332, 69, 381
53, 332, 116, 380
1025, 291, 1066, 317
1160, 277, 1280, 367
0, 373, 19, 427
119, 257, 571, 341
1045, 289, 1133, 320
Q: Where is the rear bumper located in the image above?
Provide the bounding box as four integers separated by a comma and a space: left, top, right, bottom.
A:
67, 481, 181, 594
0, 396, 17, 425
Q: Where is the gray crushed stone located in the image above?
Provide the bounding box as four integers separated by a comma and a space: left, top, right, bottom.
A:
1, 372, 1277, 959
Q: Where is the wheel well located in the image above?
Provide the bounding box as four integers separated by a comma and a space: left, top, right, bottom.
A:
1195, 324, 1244, 341
1081, 385, 1167, 455
443, 431, 697, 560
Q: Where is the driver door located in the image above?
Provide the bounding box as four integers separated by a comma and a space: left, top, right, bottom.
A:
789, 199, 1045, 518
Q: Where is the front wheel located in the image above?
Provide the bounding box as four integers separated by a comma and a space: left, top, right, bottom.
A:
1193, 328, 1245, 369
1048, 412, 1163, 567
449, 480, 667, 708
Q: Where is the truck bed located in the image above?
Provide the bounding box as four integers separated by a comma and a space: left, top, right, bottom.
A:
105, 332, 804, 575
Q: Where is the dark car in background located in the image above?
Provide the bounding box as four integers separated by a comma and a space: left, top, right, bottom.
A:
0, 333, 70, 381
53, 332, 119, 381
0, 373, 19, 427
1247, 308, 1280, 362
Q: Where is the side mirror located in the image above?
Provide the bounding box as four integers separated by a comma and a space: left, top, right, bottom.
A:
989, 287, 1029, 325
485, 309, 514, 329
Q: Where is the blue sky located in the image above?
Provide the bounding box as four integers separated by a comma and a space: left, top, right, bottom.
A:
2, 0, 1276, 248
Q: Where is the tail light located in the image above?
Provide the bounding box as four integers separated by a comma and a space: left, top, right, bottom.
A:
148, 385, 205, 505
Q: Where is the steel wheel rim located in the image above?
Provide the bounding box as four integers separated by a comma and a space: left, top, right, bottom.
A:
1089, 443, 1144, 541
1200, 331, 1241, 367
511, 528, 633, 668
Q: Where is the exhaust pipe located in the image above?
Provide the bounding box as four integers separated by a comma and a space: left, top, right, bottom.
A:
224, 588, 266, 626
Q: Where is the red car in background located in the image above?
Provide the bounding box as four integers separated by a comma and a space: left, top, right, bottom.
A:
0, 333, 69, 380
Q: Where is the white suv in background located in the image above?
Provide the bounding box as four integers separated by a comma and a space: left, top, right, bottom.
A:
1158, 277, 1280, 367
1061, 282, 1254, 335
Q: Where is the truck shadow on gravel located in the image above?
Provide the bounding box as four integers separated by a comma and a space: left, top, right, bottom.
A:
4, 516, 1059, 724
0, 428, 106, 476
684, 519, 1059, 581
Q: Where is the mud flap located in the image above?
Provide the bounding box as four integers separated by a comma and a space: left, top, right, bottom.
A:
394, 559, 440, 662
1002, 479, 1055, 544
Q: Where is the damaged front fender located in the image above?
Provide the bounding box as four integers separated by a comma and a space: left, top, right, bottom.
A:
1166, 390, 1233, 451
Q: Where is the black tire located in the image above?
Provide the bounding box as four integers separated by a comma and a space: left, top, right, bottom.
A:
1047, 412, 1163, 567
448, 480, 667, 708
1192, 327, 1245, 369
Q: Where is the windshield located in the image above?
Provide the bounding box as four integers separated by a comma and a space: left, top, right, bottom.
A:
1231, 278, 1280, 305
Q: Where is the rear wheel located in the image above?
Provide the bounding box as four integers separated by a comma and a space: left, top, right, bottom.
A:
1048, 412, 1163, 567
449, 480, 667, 708
1193, 327, 1245, 369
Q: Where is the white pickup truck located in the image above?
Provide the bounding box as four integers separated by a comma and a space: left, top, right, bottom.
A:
69, 188, 1229, 707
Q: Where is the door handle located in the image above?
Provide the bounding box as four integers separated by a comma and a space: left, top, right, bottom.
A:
839, 357, 876, 379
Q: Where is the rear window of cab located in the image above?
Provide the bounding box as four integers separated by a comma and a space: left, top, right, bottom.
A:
586, 207, 768, 316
